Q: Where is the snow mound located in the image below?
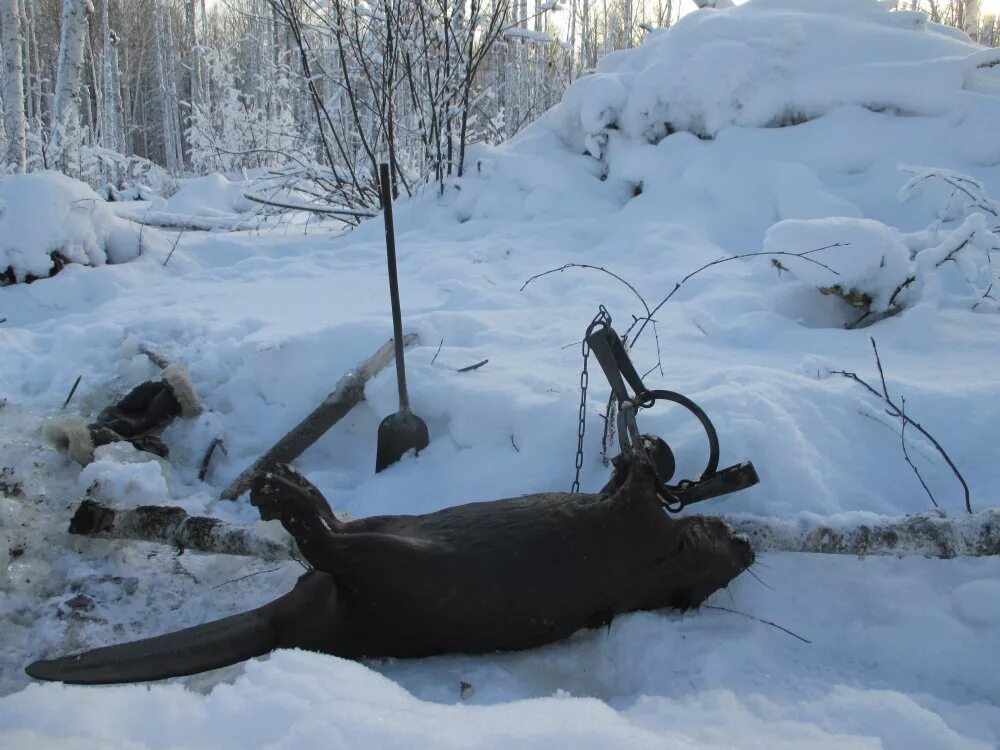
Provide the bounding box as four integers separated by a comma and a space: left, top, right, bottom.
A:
766, 209, 999, 319
764, 218, 912, 312
165, 173, 254, 218
0, 172, 164, 284
549, 0, 982, 146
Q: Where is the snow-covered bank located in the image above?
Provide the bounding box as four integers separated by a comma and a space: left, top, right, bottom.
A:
0, 172, 167, 284
2, 0, 999, 746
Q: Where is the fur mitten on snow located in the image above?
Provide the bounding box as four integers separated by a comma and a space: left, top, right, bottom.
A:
94, 365, 201, 438
43, 366, 201, 465
43, 419, 171, 466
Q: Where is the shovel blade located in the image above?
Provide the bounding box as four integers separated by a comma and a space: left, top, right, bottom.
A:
376, 410, 430, 472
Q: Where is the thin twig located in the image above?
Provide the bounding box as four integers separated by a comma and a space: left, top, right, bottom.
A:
887, 276, 917, 309
139, 345, 170, 370
934, 235, 974, 269
520, 262, 652, 326
900, 397, 937, 508
163, 228, 185, 267
510, 434, 520, 453
703, 604, 811, 644
744, 566, 775, 591
62, 376, 83, 409
430, 338, 444, 365
830, 337, 971, 514
457, 359, 488, 373
972, 283, 995, 311
199, 438, 226, 483
211, 566, 283, 589
629, 243, 847, 346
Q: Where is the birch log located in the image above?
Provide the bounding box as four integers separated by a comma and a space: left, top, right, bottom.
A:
220, 334, 419, 500
69, 502, 1000, 562
69, 498, 297, 561
731, 509, 1000, 558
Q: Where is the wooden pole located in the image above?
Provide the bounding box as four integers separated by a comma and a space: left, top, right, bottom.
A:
220, 334, 419, 500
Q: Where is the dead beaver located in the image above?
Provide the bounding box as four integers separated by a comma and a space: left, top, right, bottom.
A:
26, 456, 753, 684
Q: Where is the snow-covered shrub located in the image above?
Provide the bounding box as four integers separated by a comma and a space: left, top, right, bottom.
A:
766, 172, 1000, 325
765, 218, 913, 319
898, 165, 1000, 227
0, 172, 164, 285
80, 146, 179, 198
164, 173, 254, 218
188, 45, 300, 175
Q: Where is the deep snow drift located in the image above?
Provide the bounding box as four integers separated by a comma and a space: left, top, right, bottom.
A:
1, 0, 999, 747
0, 172, 167, 283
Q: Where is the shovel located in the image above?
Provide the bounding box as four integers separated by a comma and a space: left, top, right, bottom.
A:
375, 162, 430, 473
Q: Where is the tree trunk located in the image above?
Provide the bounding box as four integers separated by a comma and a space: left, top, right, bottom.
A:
964, 0, 980, 41
187, 0, 199, 114
49, 0, 91, 178
153, 0, 180, 173
569, 0, 577, 82
1, 0, 27, 172
19, 0, 34, 131
99, 0, 118, 153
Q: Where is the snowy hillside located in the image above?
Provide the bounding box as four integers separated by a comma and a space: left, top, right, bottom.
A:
1, 0, 999, 747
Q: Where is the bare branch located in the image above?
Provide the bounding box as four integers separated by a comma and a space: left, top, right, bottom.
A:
702, 605, 812, 644
831, 337, 971, 514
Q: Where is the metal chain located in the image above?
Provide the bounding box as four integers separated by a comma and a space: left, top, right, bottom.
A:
572, 335, 590, 493
572, 307, 611, 493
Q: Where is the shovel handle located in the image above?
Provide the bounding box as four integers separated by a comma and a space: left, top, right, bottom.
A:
379, 163, 410, 412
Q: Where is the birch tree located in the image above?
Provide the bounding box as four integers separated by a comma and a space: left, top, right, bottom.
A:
49, 0, 92, 177
99, 0, 121, 152
2, 0, 27, 171
153, 0, 182, 173
964, 0, 980, 40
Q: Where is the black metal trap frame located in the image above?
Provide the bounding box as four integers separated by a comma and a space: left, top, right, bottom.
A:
581, 307, 759, 512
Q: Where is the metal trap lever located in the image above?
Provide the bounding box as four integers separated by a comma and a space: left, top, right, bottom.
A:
656, 462, 760, 513
583, 311, 759, 512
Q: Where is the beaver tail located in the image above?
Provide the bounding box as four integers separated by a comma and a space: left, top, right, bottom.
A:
25, 571, 337, 685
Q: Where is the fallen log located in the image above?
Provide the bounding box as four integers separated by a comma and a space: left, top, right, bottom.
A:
731, 509, 1000, 558
113, 208, 253, 232
69, 499, 296, 561
242, 193, 378, 218
220, 334, 419, 500
70, 500, 1000, 562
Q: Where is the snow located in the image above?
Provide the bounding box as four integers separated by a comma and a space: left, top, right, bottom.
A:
548, 0, 984, 145
163, 173, 254, 218
2, 0, 1000, 746
0, 171, 166, 283
1, 556, 998, 748
78, 444, 173, 507
764, 217, 913, 312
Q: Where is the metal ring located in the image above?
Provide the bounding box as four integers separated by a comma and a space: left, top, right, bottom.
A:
657, 489, 685, 513
642, 390, 720, 480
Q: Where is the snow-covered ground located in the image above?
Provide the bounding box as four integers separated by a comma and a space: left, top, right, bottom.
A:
2, 0, 999, 746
